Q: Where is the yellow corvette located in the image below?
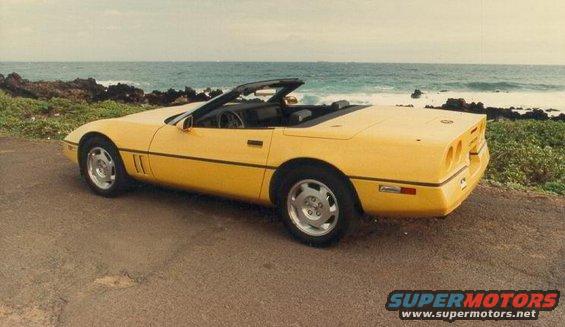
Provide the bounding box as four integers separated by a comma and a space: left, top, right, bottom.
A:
63, 79, 489, 245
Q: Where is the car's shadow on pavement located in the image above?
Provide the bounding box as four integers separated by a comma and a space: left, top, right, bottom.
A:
66, 170, 510, 251
65, 167, 464, 246
79, 177, 449, 249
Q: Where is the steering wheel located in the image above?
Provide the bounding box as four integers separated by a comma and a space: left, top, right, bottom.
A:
218, 110, 245, 129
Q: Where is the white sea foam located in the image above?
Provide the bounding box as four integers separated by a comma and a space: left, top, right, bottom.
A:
98, 80, 145, 87
294, 91, 565, 114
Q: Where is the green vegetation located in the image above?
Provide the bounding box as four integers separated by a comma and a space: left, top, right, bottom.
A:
485, 120, 564, 195
0, 91, 151, 139
1, 91, 563, 195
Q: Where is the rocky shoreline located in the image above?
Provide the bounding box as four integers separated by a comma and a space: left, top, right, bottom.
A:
408, 89, 564, 121
1, 73, 563, 121
0, 73, 223, 107
426, 98, 564, 121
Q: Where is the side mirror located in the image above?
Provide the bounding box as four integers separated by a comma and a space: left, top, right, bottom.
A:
177, 115, 193, 132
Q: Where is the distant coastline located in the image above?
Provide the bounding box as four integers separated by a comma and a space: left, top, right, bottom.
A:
1, 72, 563, 122
1, 62, 564, 110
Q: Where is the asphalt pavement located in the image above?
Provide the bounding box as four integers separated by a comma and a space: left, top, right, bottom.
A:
0, 137, 563, 326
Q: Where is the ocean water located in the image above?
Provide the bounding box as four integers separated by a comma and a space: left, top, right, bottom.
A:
1, 62, 565, 111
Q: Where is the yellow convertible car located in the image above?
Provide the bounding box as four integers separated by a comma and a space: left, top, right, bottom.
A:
63, 79, 489, 245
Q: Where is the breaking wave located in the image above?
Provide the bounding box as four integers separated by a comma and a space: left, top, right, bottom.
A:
459, 81, 564, 92
293, 91, 565, 113
98, 80, 147, 87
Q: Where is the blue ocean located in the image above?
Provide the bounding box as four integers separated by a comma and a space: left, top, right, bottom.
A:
1, 62, 564, 110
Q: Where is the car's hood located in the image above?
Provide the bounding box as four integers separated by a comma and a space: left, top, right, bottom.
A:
116, 103, 201, 124
283, 106, 484, 140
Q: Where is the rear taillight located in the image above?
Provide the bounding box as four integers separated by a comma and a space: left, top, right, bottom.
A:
400, 187, 417, 195
445, 146, 454, 171
455, 140, 462, 163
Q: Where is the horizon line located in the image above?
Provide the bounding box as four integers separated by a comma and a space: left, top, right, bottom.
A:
1, 60, 564, 67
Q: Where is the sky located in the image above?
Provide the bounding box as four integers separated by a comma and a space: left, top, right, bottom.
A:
1, 0, 564, 64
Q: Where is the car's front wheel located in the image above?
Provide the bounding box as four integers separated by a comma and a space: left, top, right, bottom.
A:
277, 166, 358, 246
80, 136, 130, 197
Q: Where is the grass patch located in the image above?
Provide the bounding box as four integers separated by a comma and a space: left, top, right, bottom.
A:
1, 91, 563, 194
0, 91, 151, 140
485, 120, 564, 194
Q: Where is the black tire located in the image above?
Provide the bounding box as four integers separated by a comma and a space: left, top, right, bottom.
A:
276, 165, 358, 246
79, 136, 130, 197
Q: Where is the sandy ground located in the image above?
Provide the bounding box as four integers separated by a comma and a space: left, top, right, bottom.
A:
0, 137, 563, 326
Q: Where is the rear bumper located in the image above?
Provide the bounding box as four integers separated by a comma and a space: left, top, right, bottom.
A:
352, 144, 489, 218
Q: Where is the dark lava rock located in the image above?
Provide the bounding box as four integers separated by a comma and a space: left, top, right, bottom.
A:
170, 96, 189, 106
209, 88, 223, 98
436, 98, 559, 121
101, 83, 145, 103
184, 87, 197, 99
442, 98, 468, 110
521, 109, 549, 120
468, 102, 485, 113
146, 88, 186, 106
145, 87, 223, 106
2, 73, 36, 98
0, 72, 227, 105
411, 89, 423, 99
0, 72, 106, 101
193, 92, 210, 102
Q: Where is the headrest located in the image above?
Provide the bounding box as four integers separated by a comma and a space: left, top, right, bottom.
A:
330, 100, 350, 110
289, 109, 312, 125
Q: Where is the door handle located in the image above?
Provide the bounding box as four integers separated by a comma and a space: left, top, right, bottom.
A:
247, 140, 263, 147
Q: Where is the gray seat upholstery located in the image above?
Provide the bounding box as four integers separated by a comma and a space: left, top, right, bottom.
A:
330, 100, 350, 110
288, 109, 312, 125
244, 104, 282, 127
254, 105, 279, 121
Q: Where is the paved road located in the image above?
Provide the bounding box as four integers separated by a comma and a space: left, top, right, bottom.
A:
0, 137, 563, 326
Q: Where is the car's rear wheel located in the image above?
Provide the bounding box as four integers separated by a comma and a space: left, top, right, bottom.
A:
80, 136, 130, 197
277, 166, 357, 246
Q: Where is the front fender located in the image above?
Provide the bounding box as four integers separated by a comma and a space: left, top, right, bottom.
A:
64, 119, 161, 152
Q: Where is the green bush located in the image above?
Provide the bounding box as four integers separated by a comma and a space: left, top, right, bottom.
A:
486, 120, 564, 194
0, 91, 151, 139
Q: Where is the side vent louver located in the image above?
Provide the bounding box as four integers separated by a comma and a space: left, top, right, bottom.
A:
132, 154, 149, 175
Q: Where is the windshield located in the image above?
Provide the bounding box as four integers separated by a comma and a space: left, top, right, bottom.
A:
167, 79, 304, 125
163, 100, 209, 124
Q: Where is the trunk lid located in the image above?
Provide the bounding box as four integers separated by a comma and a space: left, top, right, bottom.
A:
283, 106, 485, 141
